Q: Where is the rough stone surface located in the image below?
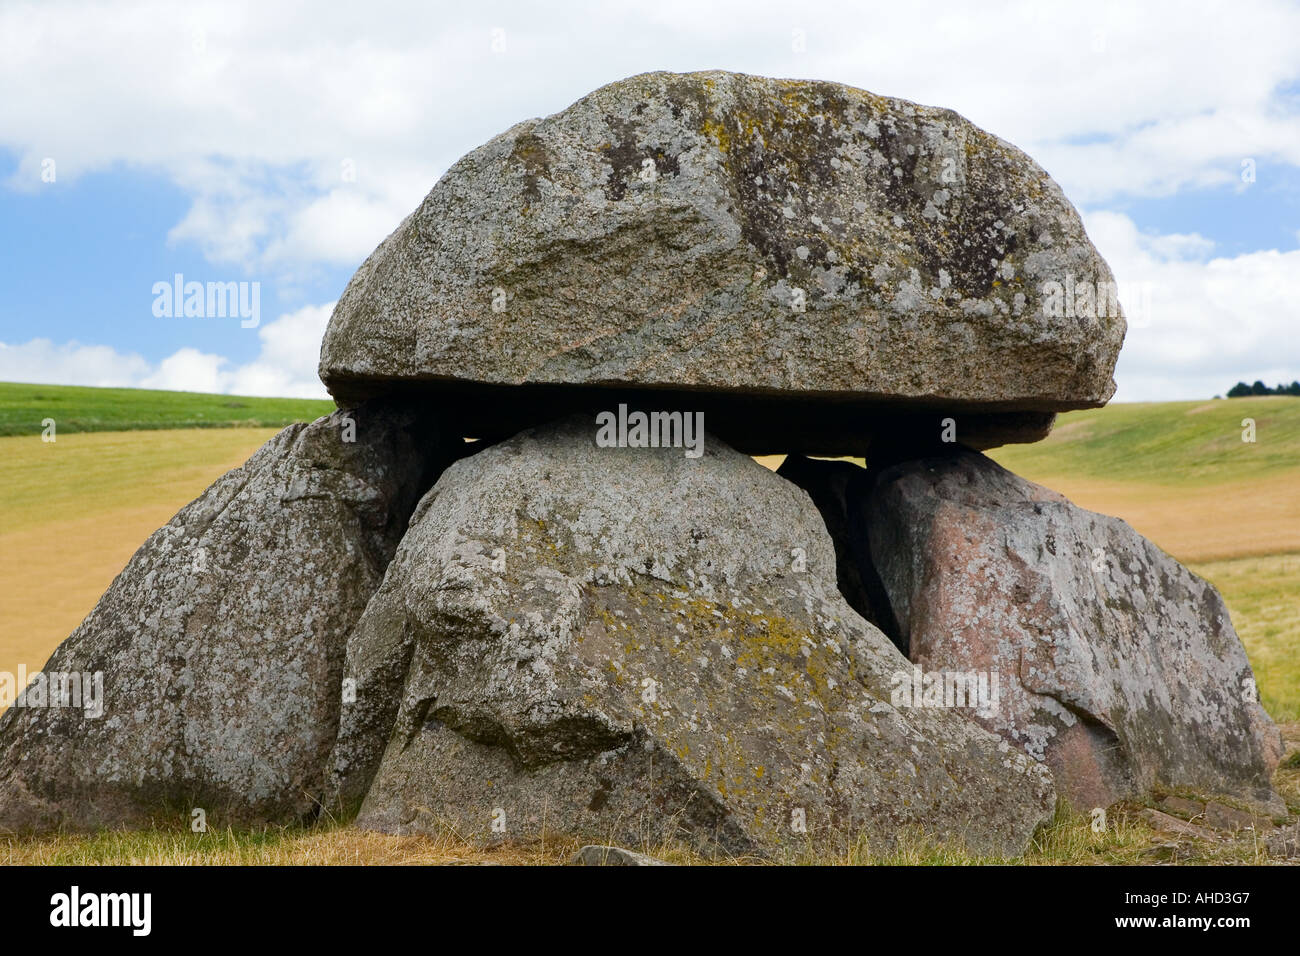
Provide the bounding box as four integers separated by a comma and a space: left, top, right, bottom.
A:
572, 845, 674, 866
1265, 822, 1300, 859
0, 400, 460, 833
1203, 800, 1274, 831
867, 449, 1284, 811
319, 70, 1124, 453
1159, 795, 1208, 820
1139, 808, 1221, 843
329, 416, 1055, 857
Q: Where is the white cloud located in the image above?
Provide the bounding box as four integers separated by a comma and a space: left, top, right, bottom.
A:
261, 183, 421, 267
0, 304, 333, 399
0, 339, 151, 387
139, 347, 230, 394
1032, 113, 1300, 203
1084, 211, 1300, 400
3, 0, 1299, 266
1, 1, 1297, 400
226, 303, 333, 397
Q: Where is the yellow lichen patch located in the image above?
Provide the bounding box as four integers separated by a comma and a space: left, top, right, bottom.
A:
701, 116, 731, 154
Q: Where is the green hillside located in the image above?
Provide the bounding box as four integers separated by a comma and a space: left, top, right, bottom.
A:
990, 396, 1300, 486
0, 381, 336, 436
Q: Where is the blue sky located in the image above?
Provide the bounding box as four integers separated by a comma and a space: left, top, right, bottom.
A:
0, 159, 354, 371
1, 0, 1298, 401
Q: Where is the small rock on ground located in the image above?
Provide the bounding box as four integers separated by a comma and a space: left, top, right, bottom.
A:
572, 845, 674, 866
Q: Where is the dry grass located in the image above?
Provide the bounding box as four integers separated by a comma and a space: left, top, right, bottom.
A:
0, 819, 1186, 866
1, 825, 586, 866
7, 725, 1297, 867
5, 781, 1295, 866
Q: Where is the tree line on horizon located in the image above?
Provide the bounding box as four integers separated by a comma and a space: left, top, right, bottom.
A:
1225, 380, 1300, 398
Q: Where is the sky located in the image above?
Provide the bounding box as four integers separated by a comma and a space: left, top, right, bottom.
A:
1, 0, 1298, 402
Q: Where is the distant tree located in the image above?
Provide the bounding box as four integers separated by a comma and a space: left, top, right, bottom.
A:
1225, 380, 1299, 397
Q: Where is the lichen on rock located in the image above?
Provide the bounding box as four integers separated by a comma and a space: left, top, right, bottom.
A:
329, 416, 1056, 856
319, 70, 1125, 454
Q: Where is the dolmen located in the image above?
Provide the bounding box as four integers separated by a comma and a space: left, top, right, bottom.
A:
0, 72, 1281, 857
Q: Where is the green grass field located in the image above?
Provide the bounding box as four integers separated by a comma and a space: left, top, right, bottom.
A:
0, 384, 1296, 865
990, 395, 1300, 486
0, 381, 335, 436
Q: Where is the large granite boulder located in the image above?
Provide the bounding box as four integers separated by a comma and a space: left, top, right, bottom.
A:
0, 400, 461, 832
867, 449, 1284, 811
327, 416, 1055, 857
319, 70, 1125, 454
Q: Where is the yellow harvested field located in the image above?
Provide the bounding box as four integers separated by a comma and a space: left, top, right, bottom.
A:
0, 429, 278, 677
1005, 471, 1300, 564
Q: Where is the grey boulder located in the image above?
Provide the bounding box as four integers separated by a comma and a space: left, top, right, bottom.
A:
329, 416, 1055, 857
867, 449, 1284, 811
319, 70, 1125, 454
571, 845, 674, 866
0, 400, 460, 832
